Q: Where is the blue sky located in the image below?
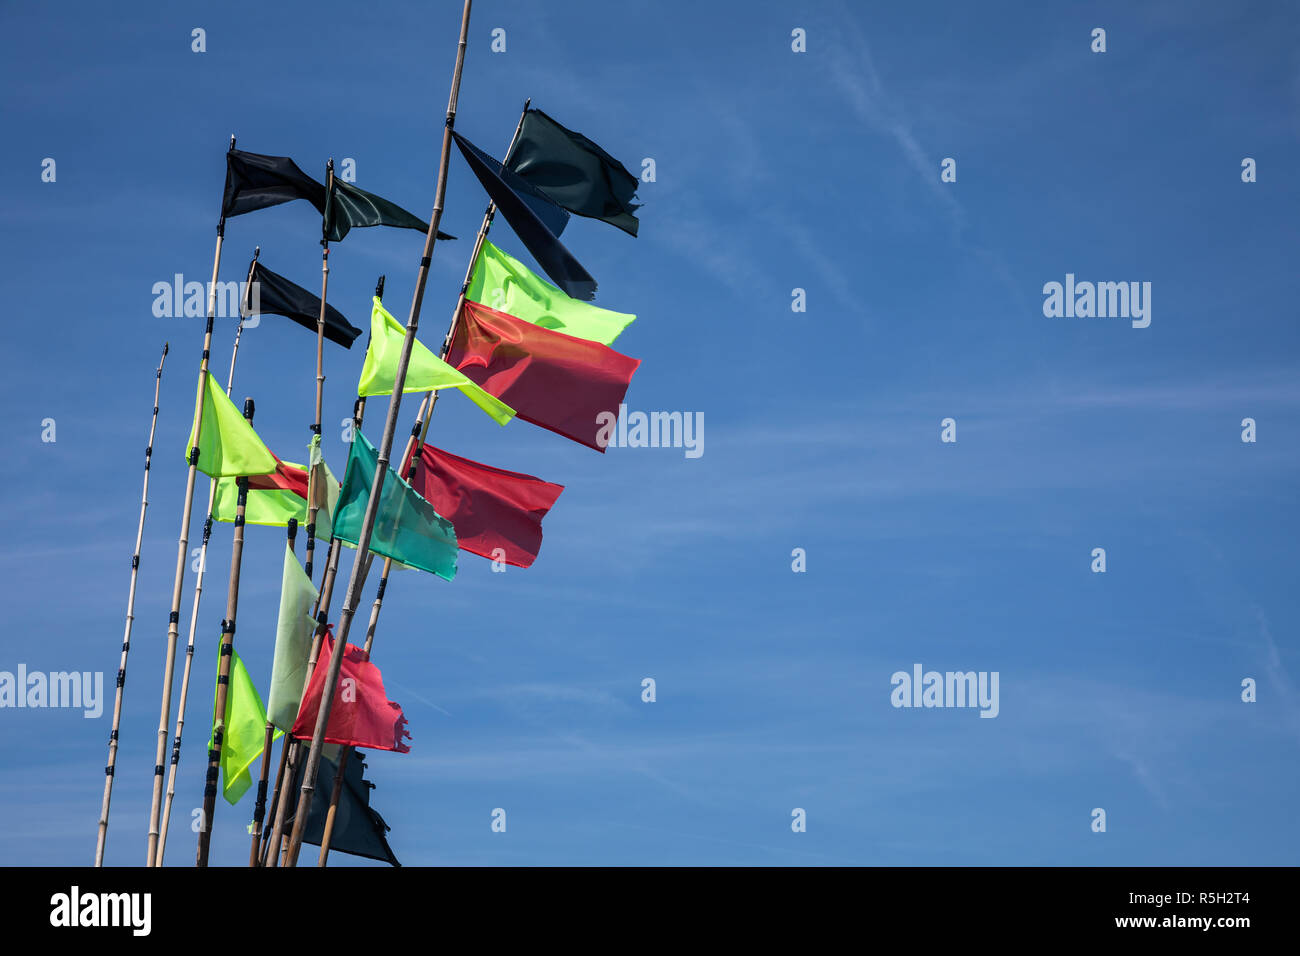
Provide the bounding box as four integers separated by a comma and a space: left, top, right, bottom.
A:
2, 0, 1298, 866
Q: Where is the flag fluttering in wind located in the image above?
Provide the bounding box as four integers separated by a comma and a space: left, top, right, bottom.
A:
406, 443, 564, 569
357, 297, 514, 425
332, 430, 459, 581
307, 434, 341, 531
214, 457, 309, 528
324, 179, 455, 243
506, 108, 641, 237
209, 646, 281, 805
222, 147, 453, 244
452, 131, 597, 301
267, 544, 319, 733
222, 149, 325, 220
286, 751, 400, 866
245, 261, 363, 348
185, 371, 278, 478
292, 631, 411, 753
468, 241, 633, 345
214, 441, 340, 536
447, 300, 640, 452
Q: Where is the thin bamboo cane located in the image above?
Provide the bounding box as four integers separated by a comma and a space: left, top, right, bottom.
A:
156, 250, 256, 865
95, 342, 168, 866
283, 0, 473, 866
247, 517, 298, 866
146, 179, 231, 865
305, 160, 334, 581
195, 397, 258, 866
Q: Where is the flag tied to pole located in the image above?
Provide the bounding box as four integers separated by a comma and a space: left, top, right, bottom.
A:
291, 630, 411, 753
185, 371, 277, 478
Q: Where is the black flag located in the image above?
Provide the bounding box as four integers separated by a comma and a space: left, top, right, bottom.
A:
222, 150, 326, 221
325, 179, 457, 243
245, 261, 363, 348
507, 109, 642, 237
452, 131, 597, 301
287, 751, 400, 866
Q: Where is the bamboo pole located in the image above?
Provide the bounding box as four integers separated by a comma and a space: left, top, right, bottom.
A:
305, 160, 334, 581
155, 250, 257, 865
95, 342, 168, 866
262, 393, 366, 865
146, 143, 233, 864
247, 516, 298, 866
195, 396, 258, 866
315, 102, 530, 865
283, 0, 473, 867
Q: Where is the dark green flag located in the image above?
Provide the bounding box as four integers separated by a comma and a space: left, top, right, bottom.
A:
325, 179, 455, 243
287, 751, 400, 866
506, 109, 642, 237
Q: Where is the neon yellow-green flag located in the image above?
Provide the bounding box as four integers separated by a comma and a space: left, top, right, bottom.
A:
357, 297, 515, 426
209, 645, 281, 805
468, 240, 634, 346
185, 371, 278, 478
213, 459, 308, 529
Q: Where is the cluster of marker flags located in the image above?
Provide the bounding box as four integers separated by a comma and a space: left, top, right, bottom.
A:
109, 105, 644, 867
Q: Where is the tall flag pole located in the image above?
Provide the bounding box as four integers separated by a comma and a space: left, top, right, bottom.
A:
313, 107, 531, 864
195, 396, 259, 867
145, 135, 234, 866
304, 159, 334, 581
357, 100, 529, 713
154, 252, 256, 866
283, 0, 473, 866
95, 342, 168, 867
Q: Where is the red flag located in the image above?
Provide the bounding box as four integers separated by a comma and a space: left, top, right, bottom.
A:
447, 300, 640, 452
406, 443, 564, 568
291, 630, 410, 753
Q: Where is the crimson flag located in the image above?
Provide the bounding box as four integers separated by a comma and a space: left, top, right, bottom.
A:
291, 631, 410, 753
405, 443, 564, 568
447, 300, 639, 452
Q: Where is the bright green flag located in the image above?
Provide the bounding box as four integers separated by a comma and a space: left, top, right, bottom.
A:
209, 645, 281, 805
185, 371, 278, 478
331, 429, 458, 581
356, 297, 515, 426
212, 437, 341, 540
467, 240, 635, 346
267, 543, 319, 733
213, 460, 307, 529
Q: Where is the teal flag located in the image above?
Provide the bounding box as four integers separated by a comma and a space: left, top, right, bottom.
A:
332, 431, 458, 581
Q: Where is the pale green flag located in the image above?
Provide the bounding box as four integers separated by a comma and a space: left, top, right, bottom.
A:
185, 370, 278, 478
357, 297, 515, 426
308, 435, 340, 542
467, 240, 634, 345
209, 646, 280, 805
267, 543, 319, 733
